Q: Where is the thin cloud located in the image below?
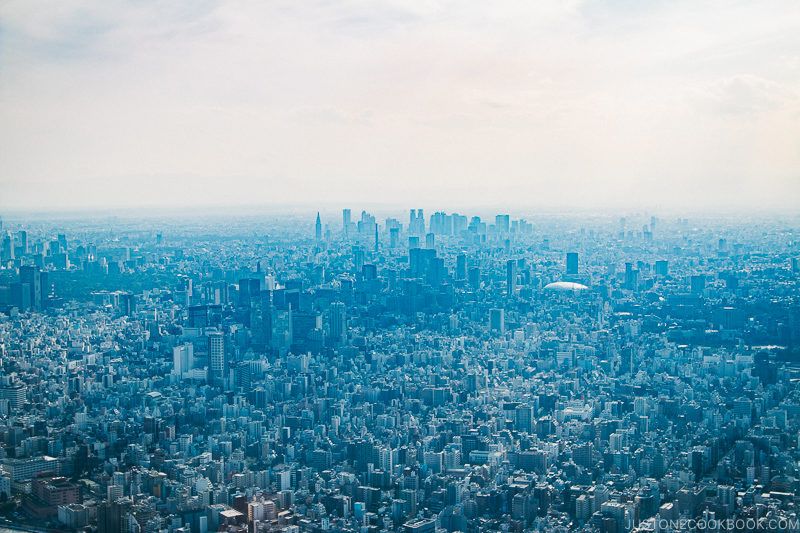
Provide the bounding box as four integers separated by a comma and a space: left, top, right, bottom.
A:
0, 0, 798, 211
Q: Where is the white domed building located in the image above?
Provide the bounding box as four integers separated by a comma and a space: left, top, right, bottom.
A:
543, 281, 589, 292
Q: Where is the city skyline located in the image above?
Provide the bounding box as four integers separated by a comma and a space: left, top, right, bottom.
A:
0, 208, 798, 532
2, 1, 800, 532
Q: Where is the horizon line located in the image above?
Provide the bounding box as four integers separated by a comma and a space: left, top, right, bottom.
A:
1, 201, 798, 222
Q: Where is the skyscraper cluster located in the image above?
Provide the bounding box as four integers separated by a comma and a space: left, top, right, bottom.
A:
0, 210, 798, 533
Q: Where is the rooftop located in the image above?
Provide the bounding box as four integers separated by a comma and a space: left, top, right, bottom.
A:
544, 281, 589, 291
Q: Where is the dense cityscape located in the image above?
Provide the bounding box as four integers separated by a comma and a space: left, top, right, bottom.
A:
0, 209, 798, 533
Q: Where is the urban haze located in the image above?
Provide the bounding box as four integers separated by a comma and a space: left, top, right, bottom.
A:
1, 2, 800, 533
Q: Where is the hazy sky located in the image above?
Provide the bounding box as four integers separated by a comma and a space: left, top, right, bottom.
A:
1, 0, 799, 212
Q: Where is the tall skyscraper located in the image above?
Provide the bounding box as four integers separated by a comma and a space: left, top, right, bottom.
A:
409, 209, 425, 236
495, 214, 510, 233
619, 345, 635, 375
208, 332, 225, 387
455, 254, 466, 280
1, 232, 13, 262
625, 262, 639, 291
173, 343, 194, 378
353, 246, 365, 272
506, 259, 516, 296
489, 308, 505, 333
19, 265, 42, 310
468, 267, 480, 289
329, 301, 346, 345
566, 252, 579, 276
17, 230, 27, 256
342, 209, 351, 237
315, 213, 322, 241
119, 292, 135, 317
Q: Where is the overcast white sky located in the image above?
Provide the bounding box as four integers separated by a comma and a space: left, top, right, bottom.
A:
1, 0, 799, 212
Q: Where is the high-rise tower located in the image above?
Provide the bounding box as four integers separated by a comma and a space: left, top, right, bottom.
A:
208, 332, 225, 387
566, 252, 579, 276
342, 209, 351, 237
506, 260, 516, 296
329, 301, 346, 345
